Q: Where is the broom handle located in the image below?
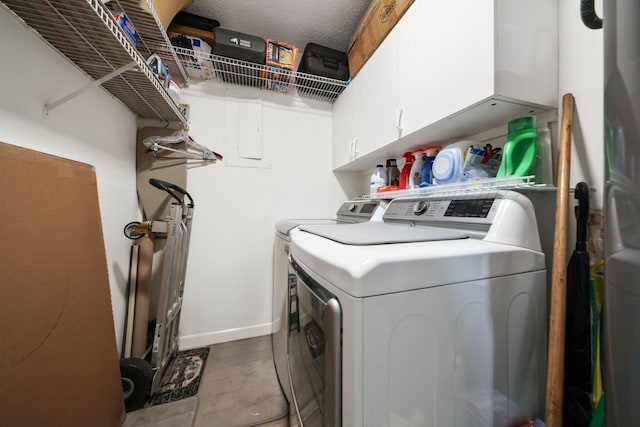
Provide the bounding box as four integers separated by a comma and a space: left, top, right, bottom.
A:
545, 93, 575, 426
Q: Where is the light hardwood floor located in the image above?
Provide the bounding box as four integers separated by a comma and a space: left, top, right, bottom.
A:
123, 335, 290, 427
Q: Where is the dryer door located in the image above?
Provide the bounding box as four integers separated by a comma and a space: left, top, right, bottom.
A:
288, 256, 342, 427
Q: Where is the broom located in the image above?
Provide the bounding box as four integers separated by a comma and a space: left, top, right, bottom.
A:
545, 93, 575, 426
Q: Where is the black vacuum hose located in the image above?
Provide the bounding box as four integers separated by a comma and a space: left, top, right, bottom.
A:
581, 0, 603, 29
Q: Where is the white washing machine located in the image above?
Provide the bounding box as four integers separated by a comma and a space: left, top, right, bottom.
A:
288, 190, 547, 427
272, 199, 387, 405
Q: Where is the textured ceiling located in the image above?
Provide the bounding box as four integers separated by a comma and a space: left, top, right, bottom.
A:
184, 0, 371, 56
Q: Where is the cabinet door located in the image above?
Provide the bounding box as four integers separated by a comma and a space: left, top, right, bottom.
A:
332, 77, 359, 169
355, 30, 400, 158
396, 0, 495, 137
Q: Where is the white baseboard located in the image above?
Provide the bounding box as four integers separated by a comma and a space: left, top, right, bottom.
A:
179, 322, 273, 350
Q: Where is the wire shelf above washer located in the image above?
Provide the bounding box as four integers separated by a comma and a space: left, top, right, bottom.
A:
153, 43, 350, 103
367, 176, 555, 200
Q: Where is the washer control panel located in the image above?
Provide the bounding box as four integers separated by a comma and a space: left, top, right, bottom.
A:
384, 196, 498, 225
336, 200, 381, 221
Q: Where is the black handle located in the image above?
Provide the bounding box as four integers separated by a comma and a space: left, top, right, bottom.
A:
580, 0, 603, 29
322, 56, 339, 70
149, 178, 194, 207
574, 182, 590, 250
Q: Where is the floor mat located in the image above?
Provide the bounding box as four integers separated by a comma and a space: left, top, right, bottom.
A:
148, 347, 210, 407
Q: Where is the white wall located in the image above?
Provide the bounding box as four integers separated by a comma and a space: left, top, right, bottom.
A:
559, 0, 605, 209
178, 82, 351, 348
0, 7, 138, 354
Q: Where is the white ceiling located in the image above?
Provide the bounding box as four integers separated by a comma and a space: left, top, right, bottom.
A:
184, 0, 371, 55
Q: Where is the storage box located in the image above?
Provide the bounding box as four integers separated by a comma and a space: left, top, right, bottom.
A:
262, 40, 298, 93
347, 0, 414, 77
171, 10, 219, 29
296, 43, 349, 98
213, 27, 266, 87
266, 39, 298, 69
298, 43, 349, 81
168, 23, 214, 46
168, 11, 219, 46
169, 33, 215, 80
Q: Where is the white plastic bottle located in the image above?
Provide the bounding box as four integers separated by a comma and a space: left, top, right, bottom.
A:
370, 164, 387, 196
408, 149, 424, 189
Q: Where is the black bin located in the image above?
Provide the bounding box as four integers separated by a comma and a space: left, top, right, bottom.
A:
296, 43, 349, 100
213, 28, 266, 87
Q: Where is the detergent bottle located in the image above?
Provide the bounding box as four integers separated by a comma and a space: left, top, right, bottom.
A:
432, 140, 474, 185
419, 145, 441, 187
496, 116, 538, 178
370, 164, 387, 196
408, 149, 424, 189
399, 152, 414, 189
385, 158, 401, 187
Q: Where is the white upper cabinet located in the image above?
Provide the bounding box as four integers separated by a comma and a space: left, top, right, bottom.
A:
333, 0, 558, 172
355, 30, 400, 161
396, 0, 495, 137
332, 31, 400, 170
332, 76, 360, 169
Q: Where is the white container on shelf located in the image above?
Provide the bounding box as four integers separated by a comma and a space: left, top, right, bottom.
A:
408, 149, 424, 189
432, 140, 475, 185
370, 164, 387, 196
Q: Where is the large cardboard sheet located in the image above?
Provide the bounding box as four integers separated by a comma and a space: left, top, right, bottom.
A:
0, 142, 125, 426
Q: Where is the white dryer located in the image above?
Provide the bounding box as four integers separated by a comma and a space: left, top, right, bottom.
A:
288, 190, 547, 427
272, 199, 387, 405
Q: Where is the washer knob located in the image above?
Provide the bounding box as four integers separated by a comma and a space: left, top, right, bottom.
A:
413, 201, 428, 215
348, 203, 357, 212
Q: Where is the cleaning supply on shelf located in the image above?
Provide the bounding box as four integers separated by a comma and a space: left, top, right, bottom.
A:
496, 116, 538, 178
113, 11, 137, 47
462, 144, 502, 180
408, 149, 425, 189
370, 164, 387, 196
532, 125, 554, 185
399, 151, 414, 189
419, 145, 441, 187
147, 54, 172, 89
432, 140, 473, 185
385, 158, 400, 187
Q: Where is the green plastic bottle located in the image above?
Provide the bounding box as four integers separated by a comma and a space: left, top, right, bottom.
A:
496, 116, 538, 178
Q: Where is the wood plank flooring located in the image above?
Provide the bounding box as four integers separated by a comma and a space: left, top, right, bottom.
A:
123, 335, 290, 427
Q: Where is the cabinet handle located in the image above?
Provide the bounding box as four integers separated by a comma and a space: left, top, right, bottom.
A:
396, 107, 404, 137
348, 138, 354, 159
353, 137, 359, 159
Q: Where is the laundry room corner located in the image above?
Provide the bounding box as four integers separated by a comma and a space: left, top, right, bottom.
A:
175, 81, 351, 349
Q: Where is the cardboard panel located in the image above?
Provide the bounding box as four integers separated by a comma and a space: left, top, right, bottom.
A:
0, 142, 125, 427
347, 0, 415, 77
144, 0, 193, 30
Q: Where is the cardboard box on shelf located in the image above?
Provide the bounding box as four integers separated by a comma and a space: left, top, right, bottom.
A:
262, 40, 299, 93
143, 0, 193, 30
168, 22, 214, 46
347, 0, 414, 78
168, 11, 219, 46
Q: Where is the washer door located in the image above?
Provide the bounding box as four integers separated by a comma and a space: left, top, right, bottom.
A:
288, 256, 341, 427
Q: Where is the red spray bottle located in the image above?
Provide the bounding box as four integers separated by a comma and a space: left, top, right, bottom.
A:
399, 151, 414, 189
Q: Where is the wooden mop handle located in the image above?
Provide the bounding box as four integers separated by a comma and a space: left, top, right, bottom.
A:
545, 93, 575, 426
